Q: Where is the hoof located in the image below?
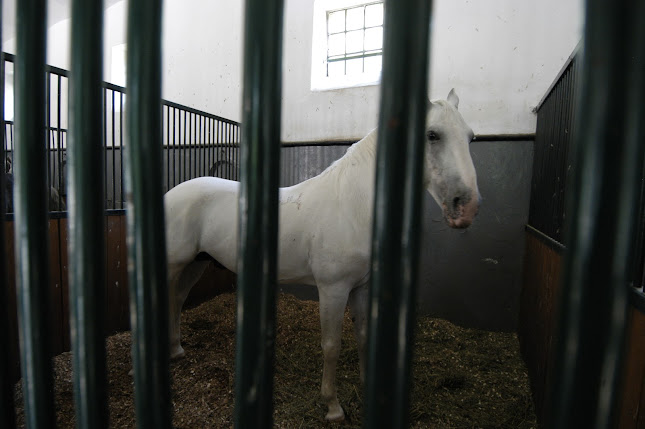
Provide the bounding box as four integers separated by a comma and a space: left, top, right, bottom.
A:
325, 406, 345, 422
170, 346, 185, 361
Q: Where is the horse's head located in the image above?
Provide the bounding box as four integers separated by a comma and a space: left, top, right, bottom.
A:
424, 89, 480, 229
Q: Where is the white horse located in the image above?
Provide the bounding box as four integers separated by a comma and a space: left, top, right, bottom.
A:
164, 89, 479, 421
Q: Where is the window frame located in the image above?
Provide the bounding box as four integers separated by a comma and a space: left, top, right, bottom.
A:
311, 0, 383, 91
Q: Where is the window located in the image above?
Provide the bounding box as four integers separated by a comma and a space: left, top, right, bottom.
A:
311, 0, 383, 91
111, 43, 127, 87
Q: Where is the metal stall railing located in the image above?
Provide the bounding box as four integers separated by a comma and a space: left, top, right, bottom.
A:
529, 45, 581, 245
364, 0, 431, 427
234, 0, 284, 425
1, 54, 241, 214
67, 1, 108, 427
546, 0, 645, 427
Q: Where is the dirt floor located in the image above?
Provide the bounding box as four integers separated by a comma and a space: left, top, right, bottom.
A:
14, 292, 537, 428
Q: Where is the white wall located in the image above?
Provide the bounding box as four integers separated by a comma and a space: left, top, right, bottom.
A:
282, 0, 584, 140
2, 0, 583, 139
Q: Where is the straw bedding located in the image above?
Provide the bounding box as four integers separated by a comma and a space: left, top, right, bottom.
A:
14, 292, 537, 428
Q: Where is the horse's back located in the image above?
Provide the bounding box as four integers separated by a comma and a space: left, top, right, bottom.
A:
165, 176, 240, 270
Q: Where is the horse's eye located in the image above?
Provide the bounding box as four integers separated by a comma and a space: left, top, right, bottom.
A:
427, 130, 440, 142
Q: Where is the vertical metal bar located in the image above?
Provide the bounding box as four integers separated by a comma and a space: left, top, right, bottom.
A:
103, 88, 108, 208
199, 116, 203, 176
172, 108, 176, 187
364, 0, 432, 427
67, 1, 108, 427
165, 106, 170, 191
547, 0, 645, 427
234, 0, 284, 426
14, 0, 56, 427
124, 0, 172, 427
208, 118, 213, 175
216, 121, 220, 177
0, 2, 17, 426
56, 74, 62, 211
187, 112, 192, 179
112, 90, 117, 210
181, 110, 186, 182
46, 72, 52, 213
120, 91, 124, 208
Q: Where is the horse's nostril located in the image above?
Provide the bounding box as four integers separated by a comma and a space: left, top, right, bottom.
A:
453, 196, 460, 208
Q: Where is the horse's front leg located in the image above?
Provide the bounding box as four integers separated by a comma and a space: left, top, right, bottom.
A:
317, 284, 351, 422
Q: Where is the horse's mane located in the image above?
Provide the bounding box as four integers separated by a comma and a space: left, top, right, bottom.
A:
305, 128, 378, 187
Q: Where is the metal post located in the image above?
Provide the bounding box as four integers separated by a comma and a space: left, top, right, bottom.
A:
547, 0, 645, 427
234, 0, 284, 426
125, 0, 172, 427
364, 0, 432, 427
0, 1, 17, 426
13, 1, 56, 427
67, 0, 108, 427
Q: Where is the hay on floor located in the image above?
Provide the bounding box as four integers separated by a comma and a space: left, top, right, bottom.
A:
14, 292, 537, 428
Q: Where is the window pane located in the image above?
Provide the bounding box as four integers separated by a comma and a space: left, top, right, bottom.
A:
328, 60, 346, 77
364, 27, 382, 51
328, 10, 345, 33
328, 33, 345, 56
346, 58, 363, 75
364, 55, 382, 74
346, 6, 364, 31
365, 3, 383, 27
346, 30, 364, 54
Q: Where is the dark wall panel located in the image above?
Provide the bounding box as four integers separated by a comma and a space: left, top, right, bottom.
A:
418, 140, 533, 331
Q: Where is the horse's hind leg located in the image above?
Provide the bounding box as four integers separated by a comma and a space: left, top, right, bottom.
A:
348, 283, 368, 383
168, 259, 211, 359
317, 283, 351, 422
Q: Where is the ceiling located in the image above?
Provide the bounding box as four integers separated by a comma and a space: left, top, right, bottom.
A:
2, 0, 124, 44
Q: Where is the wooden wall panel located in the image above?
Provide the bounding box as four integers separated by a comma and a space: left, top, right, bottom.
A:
47, 218, 64, 356
58, 218, 70, 352
3, 221, 20, 384
618, 308, 645, 429
105, 214, 129, 334
4, 212, 235, 386
518, 230, 563, 426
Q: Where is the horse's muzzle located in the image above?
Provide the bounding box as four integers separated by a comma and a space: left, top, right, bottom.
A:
443, 193, 479, 229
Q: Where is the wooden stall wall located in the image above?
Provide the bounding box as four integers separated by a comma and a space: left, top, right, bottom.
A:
618, 301, 645, 428
518, 228, 563, 426
4, 212, 234, 385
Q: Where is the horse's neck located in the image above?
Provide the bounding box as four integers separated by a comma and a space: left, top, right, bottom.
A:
333, 129, 378, 217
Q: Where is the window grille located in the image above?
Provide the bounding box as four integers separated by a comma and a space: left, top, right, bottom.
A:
326, 2, 383, 77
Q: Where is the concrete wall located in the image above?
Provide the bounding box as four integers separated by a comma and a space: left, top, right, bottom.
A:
3, 0, 583, 137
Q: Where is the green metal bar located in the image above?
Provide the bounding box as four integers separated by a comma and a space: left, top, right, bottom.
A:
547, 0, 645, 427
0, 1, 17, 426
14, 1, 56, 428
234, 0, 284, 426
364, 0, 432, 427
125, 0, 172, 427
68, 0, 108, 427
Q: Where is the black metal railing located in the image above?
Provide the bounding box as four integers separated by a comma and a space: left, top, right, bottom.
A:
528, 46, 581, 244
1, 53, 241, 214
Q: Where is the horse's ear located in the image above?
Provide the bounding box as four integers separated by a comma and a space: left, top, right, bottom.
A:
447, 88, 459, 109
